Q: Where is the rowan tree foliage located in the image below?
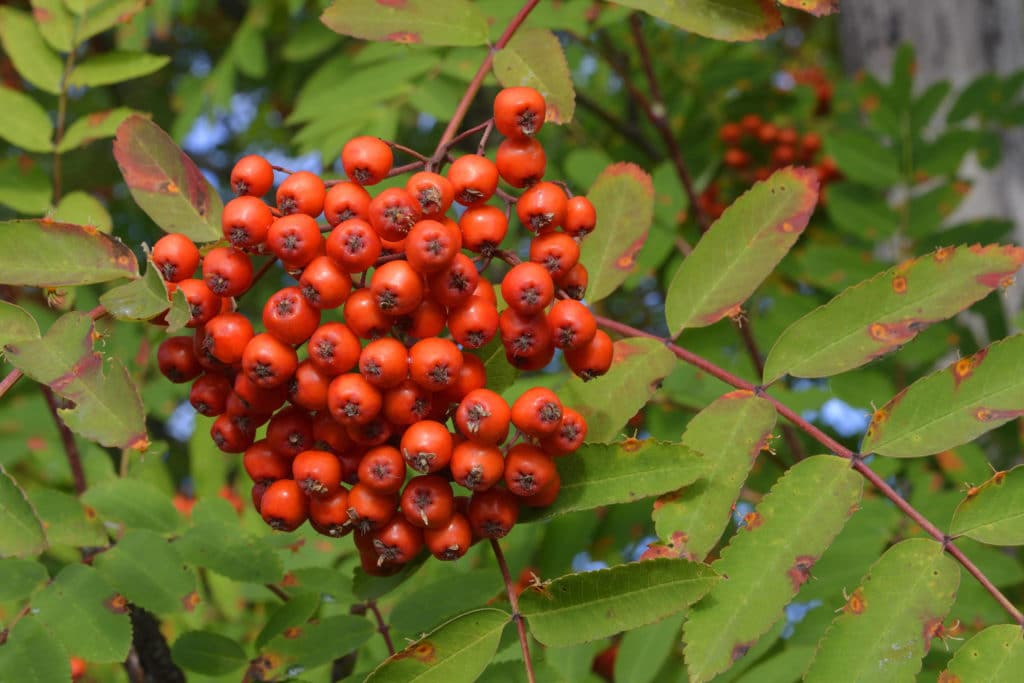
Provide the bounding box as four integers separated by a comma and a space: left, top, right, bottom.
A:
1, 2, 1024, 682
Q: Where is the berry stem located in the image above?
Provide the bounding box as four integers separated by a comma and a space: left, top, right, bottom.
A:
431, 0, 542, 164
366, 600, 396, 656
0, 369, 24, 401
491, 538, 537, 683
476, 119, 495, 156
591, 313, 1024, 627
386, 141, 431, 164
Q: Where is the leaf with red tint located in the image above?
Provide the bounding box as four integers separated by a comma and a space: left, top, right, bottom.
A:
863, 334, 1024, 458
0, 219, 138, 286
113, 114, 222, 242
612, 0, 783, 42
3, 312, 147, 450
764, 244, 1024, 383
321, 0, 488, 47
578, 163, 655, 303
665, 167, 819, 336
778, 0, 839, 16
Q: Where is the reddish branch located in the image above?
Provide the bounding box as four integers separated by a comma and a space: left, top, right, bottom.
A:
491, 539, 537, 683
593, 314, 1024, 626
366, 600, 396, 656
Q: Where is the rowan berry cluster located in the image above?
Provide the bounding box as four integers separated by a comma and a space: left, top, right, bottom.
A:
704, 113, 838, 219
153, 87, 602, 574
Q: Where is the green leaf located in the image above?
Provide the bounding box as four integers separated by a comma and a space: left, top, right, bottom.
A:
0, 464, 47, 559
58, 108, 138, 153
81, 478, 180, 533
824, 182, 899, 241
777, 0, 837, 16
390, 569, 500, 638
916, 129, 978, 177
614, 613, 686, 683
473, 337, 518, 396
100, 263, 170, 321
578, 163, 654, 304
653, 390, 776, 560
0, 219, 138, 286
51, 191, 113, 233
560, 337, 676, 442
282, 566, 354, 603
260, 615, 375, 676
733, 645, 816, 683
175, 521, 283, 583
71, 0, 150, 44
682, 456, 863, 682
29, 0, 75, 52
911, 81, 952, 132
862, 335, 1024, 458
763, 244, 1024, 382
32, 563, 133, 663
171, 631, 248, 676
665, 167, 819, 334
28, 487, 107, 548
112, 115, 223, 242
0, 300, 40, 346
255, 592, 320, 649
824, 130, 902, 189
93, 529, 197, 614
940, 624, 1024, 682
320, 0, 488, 46
610, 0, 782, 42
0, 558, 48, 601
0, 617, 71, 683
0, 86, 53, 152
3, 313, 148, 450
0, 157, 52, 215
803, 539, 960, 683
950, 465, 1024, 546
69, 51, 169, 87
0, 8, 64, 94
493, 27, 574, 124
364, 608, 509, 682
231, 23, 267, 79
521, 559, 718, 647
521, 440, 704, 522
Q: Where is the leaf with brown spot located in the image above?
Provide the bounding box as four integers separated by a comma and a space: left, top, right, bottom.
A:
113, 115, 222, 242
611, 0, 783, 42
0, 219, 138, 286
778, 0, 839, 17
683, 456, 862, 683
804, 539, 960, 683
862, 334, 1024, 458
653, 391, 776, 561
940, 624, 1024, 682
666, 167, 819, 336
320, 0, 488, 46
3, 312, 147, 450
950, 465, 1024, 546
764, 244, 1024, 382
493, 27, 575, 124
578, 163, 655, 303
93, 529, 196, 615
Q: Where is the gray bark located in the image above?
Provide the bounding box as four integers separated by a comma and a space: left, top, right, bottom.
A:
838, 0, 1024, 322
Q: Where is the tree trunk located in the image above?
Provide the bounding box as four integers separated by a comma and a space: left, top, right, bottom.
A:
838, 0, 1024, 321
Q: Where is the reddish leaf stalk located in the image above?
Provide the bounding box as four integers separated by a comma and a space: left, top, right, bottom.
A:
431, 0, 542, 163
491, 538, 537, 683
366, 600, 396, 656
41, 385, 86, 494
592, 313, 1024, 626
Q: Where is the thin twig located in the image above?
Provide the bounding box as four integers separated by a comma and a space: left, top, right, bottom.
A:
575, 91, 661, 160
41, 386, 86, 494
0, 369, 24, 400
387, 141, 430, 163
477, 119, 495, 156
592, 313, 1024, 626
52, 29, 79, 202
265, 583, 289, 602
430, 0, 542, 164
491, 539, 537, 683
385, 160, 426, 178
366, 600, 395, 656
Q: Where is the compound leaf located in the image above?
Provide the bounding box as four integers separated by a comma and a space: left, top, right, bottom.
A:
764, 245, 1024, 382
862, 335, 1024, 458
520, 559, 719, 647
683, 455, 862, 683
578, 163, 655, 304
493, 27, 574, 123
113, 115, 222, 241
321, 0, 488, 46
652, 390, 776, 560
521, 440, 704, 522
69, 51, 169, 87
666, 167, 819, 335
950, 466, 1024, 546
0, 8, 63, 94
803, 539, 960, 683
